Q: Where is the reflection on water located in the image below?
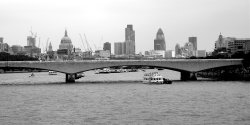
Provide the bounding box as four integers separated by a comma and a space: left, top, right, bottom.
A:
0, 70, 250, 124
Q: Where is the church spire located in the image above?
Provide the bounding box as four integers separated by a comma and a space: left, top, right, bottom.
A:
48, 42, 53, 51
65, 29, 68, 37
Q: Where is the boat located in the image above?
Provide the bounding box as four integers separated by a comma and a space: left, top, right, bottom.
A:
29, 73, 35, 77
163, 78, 172, 84
143, 72, 172, 84
76, 72, 85, 79
95, 68, 111, 74
110, 68, 122, 73
48, 71, 57, 75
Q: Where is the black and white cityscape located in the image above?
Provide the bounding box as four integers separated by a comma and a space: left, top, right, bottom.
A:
0, 0, 250, 124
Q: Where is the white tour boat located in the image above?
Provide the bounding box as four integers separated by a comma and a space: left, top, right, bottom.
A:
95, 68, 111, 74
48, 71, 57, 75
143, 72, 172, 84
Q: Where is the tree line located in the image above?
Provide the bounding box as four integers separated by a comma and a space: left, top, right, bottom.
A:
0, 52, 38, 61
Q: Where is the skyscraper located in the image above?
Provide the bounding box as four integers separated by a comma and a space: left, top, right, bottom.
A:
188, 37, 197, 51
125, 25, 135, 41
154, 28, 166, 51
175, 43, 181, 56
103, 42, 111, 53
114, 42, 123, 55
125, 24, 135, 55
27, 36, 36, 47
0, 37, 3, 43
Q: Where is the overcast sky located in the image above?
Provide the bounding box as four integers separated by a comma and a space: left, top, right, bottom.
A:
0, 0, 250, 53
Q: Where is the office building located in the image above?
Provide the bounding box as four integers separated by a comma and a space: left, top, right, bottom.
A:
11, 45, 24, 55
0, 43, 9, 52
154, 28, 166, 51
228, 38, 250, 54
144, 51, 150, 56
175, 43, 182, 57
103, 42, 111, 53
0, 37, 3, 43
245, 40, 250, 54
188, 37, 197, 51
165, 50, 175, 58
114, 42, 123, 55
94, 50, 111, 58
197, 50, 206, 57
150, 50, 165, 58
125, 24, 135, 55
27, 36, 36, 47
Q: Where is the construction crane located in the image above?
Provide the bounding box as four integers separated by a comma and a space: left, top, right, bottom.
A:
83, 34, 93, 52
99, 36, 103, 50
30, 27, 37, 38
45, 38, 49, 53
93, 43, 97, 51
79, 34, 87, 52
38, 37, 41, 48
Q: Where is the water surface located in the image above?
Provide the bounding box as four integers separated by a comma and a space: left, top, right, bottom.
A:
0, 70, 249, 124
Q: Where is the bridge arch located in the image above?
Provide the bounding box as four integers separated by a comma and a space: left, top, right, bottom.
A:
74, 64, 190, 74
0, 59, 243, 82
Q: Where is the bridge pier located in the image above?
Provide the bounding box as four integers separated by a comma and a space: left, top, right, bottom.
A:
180, 71, 197, 81
66, 73, 76, 83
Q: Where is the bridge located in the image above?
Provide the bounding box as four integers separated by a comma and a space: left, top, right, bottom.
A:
0, 59, 243, 82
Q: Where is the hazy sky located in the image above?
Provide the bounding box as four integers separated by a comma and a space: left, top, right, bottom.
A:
0, 0, 250, 53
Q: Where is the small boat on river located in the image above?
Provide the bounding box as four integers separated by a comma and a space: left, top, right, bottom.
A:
48, 71, 57, 75
95, 68, 111, 74
29, 73, 35, 77
143, 72, 172, 84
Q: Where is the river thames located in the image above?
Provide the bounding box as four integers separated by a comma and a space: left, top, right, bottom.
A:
0, 69, 250, 124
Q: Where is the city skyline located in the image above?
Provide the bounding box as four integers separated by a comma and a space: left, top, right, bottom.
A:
0, 0, 249, 53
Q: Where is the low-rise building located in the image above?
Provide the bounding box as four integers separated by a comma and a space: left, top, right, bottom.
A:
11, 45, 24, 55
165, 50, 175, 58
245, 40, 250, 54
197, 50, 206, 57
149, 50, 165, 58
228, 38, 250, 54
94, 50, 111, 58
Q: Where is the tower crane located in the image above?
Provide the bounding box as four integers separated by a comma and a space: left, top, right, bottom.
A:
79, 34, 87, 52
38, 37, 41, 48
45, 38, 49, 53
93, 43, 97, 51
83, 34, 93, 52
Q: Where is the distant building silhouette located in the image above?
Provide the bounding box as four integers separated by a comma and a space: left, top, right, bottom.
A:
228, 38, 250, 54
24, 33, 41, 57
48, 42, 53, 52
188, 37, 197, 51
154, 28, 166, 51
175, 43, 181, 57
27, 36, 36, 47
0, 37, 9, 53
125, 24, 135, 55
214, 33, 234, 50
57, 30, 74, 59
114, 42, 123, 55
11, 45, 24, 55
114, 24, 135, 56
103, 42, 111, 53
0, 37, 3, 43
59, 30, 73, 52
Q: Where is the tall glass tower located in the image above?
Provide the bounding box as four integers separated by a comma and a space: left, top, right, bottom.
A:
154, 28, 166, 50
125, 24, 135, 55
